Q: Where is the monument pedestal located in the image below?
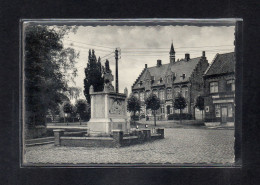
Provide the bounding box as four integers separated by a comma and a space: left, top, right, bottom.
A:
87, 85, 130, 136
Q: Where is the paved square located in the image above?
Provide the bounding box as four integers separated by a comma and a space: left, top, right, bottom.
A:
24, 128, 234, 164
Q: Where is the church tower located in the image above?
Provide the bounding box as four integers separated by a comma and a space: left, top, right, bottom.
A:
169, 42, 175, 63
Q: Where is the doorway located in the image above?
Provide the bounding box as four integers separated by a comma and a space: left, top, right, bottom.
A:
221, 107, 228, 123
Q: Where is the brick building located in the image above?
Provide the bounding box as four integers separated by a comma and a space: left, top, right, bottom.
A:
203, 52, 235, 126
131, 43, 209, 120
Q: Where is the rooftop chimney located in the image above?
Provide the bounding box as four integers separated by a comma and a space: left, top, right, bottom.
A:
157, 60, 162, 67
145, 64, 147, 68
185, 53, 190, 61
202, 51, 206, 57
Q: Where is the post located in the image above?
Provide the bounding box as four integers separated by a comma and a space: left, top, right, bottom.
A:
53, 129, 64, 146
112, 130, 123, 147
157, 128, 164, 139
115, 48, 119, 93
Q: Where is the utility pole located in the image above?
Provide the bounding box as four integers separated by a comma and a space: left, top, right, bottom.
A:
115, 48, 119, 93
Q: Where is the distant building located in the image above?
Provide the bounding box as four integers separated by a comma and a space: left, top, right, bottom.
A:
131, 43, 209, 120
203, 52, 235, 125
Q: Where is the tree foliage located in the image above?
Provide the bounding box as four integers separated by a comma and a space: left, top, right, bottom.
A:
83, 50, 104, 103
173, 94, 187, 123
127, 95, 141, 118
195, 95, 205, 120
195, 96, 204, 111
63, 102, 73, 114
24, 25, 79, 126
173, 94, 187, 110
75, 99, 90, 121
145, 94, 160, 126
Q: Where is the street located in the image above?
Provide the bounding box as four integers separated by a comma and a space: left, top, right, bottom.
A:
24, 127, 234, 165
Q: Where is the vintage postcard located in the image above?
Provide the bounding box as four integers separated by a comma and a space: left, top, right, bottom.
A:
21, 19, 241, 166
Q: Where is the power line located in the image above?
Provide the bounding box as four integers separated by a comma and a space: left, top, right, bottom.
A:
64, 43, 113, 53
121, 50, 233, 56
101, 52, 114, 59
64, 39, 233, 50
64, 39, 114, 49
121, 48, 234, 53
121, 45, 234, 50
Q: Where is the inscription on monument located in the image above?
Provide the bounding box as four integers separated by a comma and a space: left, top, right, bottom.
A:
109, 98, 125, 115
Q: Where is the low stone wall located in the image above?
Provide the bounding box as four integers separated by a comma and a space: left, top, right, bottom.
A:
204, 122, 221, 127
25, 126, 49, 139
60, 137, 115, 147
54, 128, 164, 147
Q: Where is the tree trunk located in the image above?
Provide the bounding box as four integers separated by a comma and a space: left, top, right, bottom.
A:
133, 111, 136, 126
154, 110, 156, 127
180, 109, 182, 124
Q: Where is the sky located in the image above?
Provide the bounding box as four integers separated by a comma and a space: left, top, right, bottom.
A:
62, 25, 235, 101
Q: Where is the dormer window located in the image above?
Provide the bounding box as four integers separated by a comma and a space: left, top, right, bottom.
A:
172, 73, 176, 81
160, 77, 163, 83
180, 74, 186, 79
139, 81, 143, 87
151, 76, 155, 84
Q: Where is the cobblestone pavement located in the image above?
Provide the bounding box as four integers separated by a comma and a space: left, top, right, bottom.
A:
24, 128, 234, 165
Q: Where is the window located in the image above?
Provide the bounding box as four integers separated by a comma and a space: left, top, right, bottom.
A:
134, 92, 139, 99
210, 82, 218, 93
152, 89, 158, 97
182, 86, 188, 98
166, 88, 172, 99
140, 92, 144, 102
167, 76, 171, 83
215, 105, 220, 117
160, 77, 163, 83
145, 90, 150, 99
226, 79, 235, 92
228, 104, 233, 117
174, 87, 180, 97
161, 107, 165, 114
146, 80, 150, 86
159, 89, 165, 100
170, 108, 173, 114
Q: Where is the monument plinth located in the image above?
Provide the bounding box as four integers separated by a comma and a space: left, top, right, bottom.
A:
87, 73, 130, 136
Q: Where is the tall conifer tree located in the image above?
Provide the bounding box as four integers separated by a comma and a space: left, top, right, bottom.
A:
83, 49, 104, 103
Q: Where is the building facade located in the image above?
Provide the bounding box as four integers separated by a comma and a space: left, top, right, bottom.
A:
203, 52, 235, 125
131, 43, 209, 120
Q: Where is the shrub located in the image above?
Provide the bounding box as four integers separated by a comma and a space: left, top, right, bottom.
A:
168, 113, 192, 120
59, 117, 80, 123
131, 115, 140, 121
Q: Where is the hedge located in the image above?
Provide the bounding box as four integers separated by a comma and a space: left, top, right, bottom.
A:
168, 113, 192, 120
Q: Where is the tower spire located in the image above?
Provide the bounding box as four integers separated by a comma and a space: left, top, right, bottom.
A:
169, 42, 175, 63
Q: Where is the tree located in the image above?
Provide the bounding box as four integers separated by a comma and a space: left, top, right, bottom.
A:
63, 102, 73, 123
195, 95, 205, 120
75, 99, 90, 122
145, 94, 160, 126
24, 25, 79, 127
173, 94, 187, 124
83, 50, 104, 103
127, 95, 141, 125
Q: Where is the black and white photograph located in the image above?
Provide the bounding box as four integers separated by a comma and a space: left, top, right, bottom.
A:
21, 19, 239, 166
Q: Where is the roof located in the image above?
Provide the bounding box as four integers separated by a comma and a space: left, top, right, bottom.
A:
170, 57, 201, 83
205, 52, 235, 76
147, 64, 170, 81
132, 57, 202, 89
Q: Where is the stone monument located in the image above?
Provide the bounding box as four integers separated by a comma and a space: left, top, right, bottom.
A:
87, 61, 130, 136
